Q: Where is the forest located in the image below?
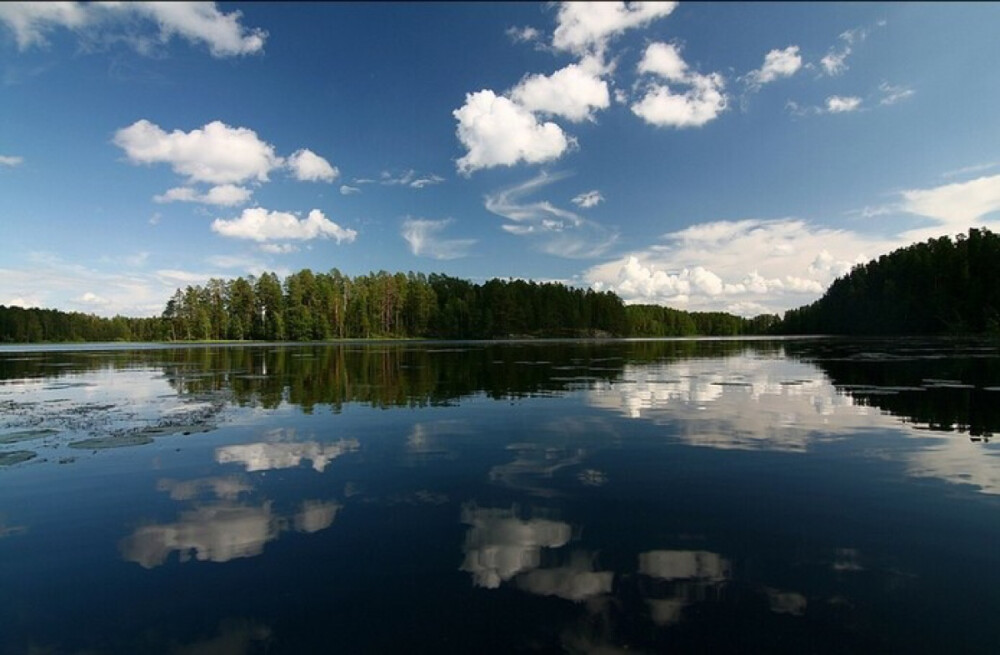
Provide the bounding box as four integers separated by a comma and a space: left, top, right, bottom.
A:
779, 227, 1000, 335
0, 271, 767, 342
4, 227, 995, 343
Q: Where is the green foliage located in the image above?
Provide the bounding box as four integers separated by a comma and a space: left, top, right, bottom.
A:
778, 227, 1000, 335
1, 269, 775, 342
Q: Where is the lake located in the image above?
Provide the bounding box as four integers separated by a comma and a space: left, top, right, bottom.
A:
2, 338, 999, 653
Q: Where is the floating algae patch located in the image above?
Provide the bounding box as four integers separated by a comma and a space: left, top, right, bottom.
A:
0, 451, 37, 466
0, 429, 59, 444
139, 423, 215, 437
69, 434, 154, 450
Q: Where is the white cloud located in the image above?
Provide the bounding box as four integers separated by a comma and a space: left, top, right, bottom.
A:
819, 26, 873, 77
258, 243, 298, 254
900, 174, 1000, 229
153, 184, 252, 207
637, 42, 689, 82
401, 218, 476, 260
453, 89, 575, 175
0, 2, 89, 50
130, 2, 267, 57
572, 190, 604, 209
509, 58, 610, 123
0, 253, 213, 317
0, 154, 24, 167
825, 95, 862, 113
747, 45, 802, 86
551, 1, 678, 56
379, 169, 445, 188
632, 75, 727, 128
4, 296, 41, 309
0, 2, 266, 56
340, 185, 361, 195
204, 254, 264, 270
485, 172, 617, 258
585, 218, 888, 313
878, 82, 914, 106
286, 148, 338, 182
211, 208, 358, 244
506, 25, 540, 44
114, 119, 282, 185
76, 291, 110, 306
942, 162, 998, 179
633, 42, 727, 128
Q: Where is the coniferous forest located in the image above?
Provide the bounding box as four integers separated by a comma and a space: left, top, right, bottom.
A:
2, 228, 998, 343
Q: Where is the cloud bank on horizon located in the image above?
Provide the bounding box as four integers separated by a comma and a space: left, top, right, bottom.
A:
1, 2, 998, 317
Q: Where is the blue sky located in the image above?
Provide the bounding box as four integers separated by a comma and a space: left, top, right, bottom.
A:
2, 2, 999, 318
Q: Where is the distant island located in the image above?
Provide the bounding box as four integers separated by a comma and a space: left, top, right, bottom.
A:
2, 228, 998, 343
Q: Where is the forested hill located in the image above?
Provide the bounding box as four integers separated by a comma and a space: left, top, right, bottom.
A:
779, 228, 1000, 335
0, 272, 772, 343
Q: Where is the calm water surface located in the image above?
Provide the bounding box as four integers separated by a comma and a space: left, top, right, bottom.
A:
1, 338, 999, 653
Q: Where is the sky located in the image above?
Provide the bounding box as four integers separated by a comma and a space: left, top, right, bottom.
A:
1, 2, 999, 318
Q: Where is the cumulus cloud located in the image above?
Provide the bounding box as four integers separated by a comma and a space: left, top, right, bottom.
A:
0, 154, 24, 167
0, 1, 267, 56
551, 1, 678, 56
287, 148, 338, 182
825, 95, 862, 113
339, 185, 361, 195
572, 190, 604, 209
632, 43, 726, 128
453, 89, 575, 175
401, 218, 476, 260
637, 41, 689, 81
746, 45, 802, 87
485, 172, 617, 258
584, 218, 889, 314
510, 58, 610, 122
76, 291, 110, 306
211, 208, 358, 244
153, 184, 252, 207
114, 119, 282, 185
0, 252, 216, 318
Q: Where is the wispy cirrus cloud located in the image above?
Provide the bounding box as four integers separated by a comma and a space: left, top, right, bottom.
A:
401, 218, 476, 260
485, 172, 617, 259
0, 154, 24, 167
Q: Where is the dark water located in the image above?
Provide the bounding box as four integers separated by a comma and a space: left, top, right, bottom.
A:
1, 338, 999, 654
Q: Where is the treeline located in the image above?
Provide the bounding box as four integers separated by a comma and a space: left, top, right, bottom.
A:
779, 227, 1000, 335
0, 305, 164, 343
0, 270, 776, 343
158, 271, 631, 341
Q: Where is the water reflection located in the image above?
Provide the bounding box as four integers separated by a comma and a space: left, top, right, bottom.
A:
460, 504, 572, 589
122, 502, 281, 568
216, 429, 359, 472
516, 551, 614, 602
4, 339, 1000, 652
121, 498, 340, 568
